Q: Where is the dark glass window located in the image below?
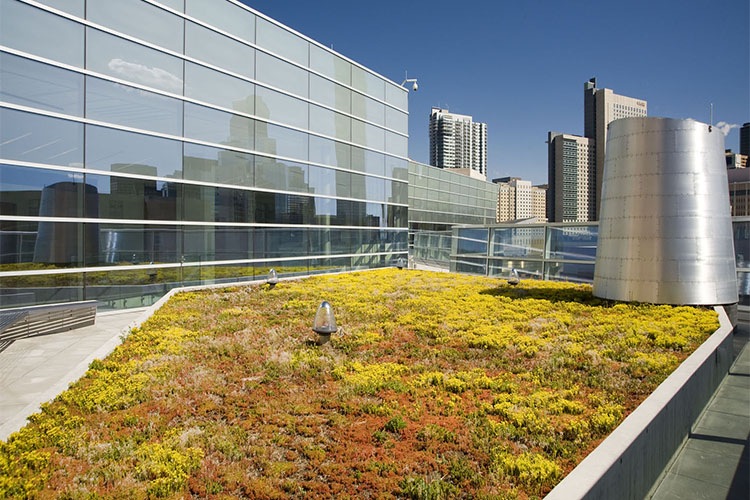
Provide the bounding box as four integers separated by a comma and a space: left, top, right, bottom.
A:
183, 184, 252, 223
87, 223, 180, 266
254, 228, 308, 258
0, 164, 83, 218
183, 226, 252, 262
183, 143, 254, 186
86, 173, 180, 221
86, 125, 182, 178
0, 108, 83, 167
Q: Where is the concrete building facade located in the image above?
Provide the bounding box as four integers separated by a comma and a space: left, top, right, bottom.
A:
547, 133, 596, 222
429, 107, 487, 179
493, 177, 546, 222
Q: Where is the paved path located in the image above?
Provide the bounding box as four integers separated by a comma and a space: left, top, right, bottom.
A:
648, 324, 750, 500
0, 309, 145, 441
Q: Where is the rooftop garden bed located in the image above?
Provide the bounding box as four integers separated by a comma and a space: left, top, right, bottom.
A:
0, 270, 718, 499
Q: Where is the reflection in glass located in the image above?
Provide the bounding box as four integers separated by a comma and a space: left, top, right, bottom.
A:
86, 28, 183, 94
351, 147, 384, 176
310, 44, 350, 85
547, 226, 598, 261
309, 105, 350, 141
254, 86, 308, 130
1, 272, 83, 308
35, 0, 84, 17
352, 66, 384, 101
351, 173, 384, 202
0, 52, 83, 116
86, 76, 182, 135
256, 52, 308, 98
310, 74, 350, 113
183, 184, 251, 223
255, 156, 308, 193
183, 226, 252, 262
254, 228, 308, 258
0, 0, 84, 67
0, 219, 85, 271
352, 93, 384, 126
84, 267, 181, 309
352, 119, 385, 151
310, 228, 350, 255
183, 143, 253, 186
254, 192, 313, 224
309, 136, 350, 170
255, 121, 308, 161
185, 21, 254, 79
385, 82, 408, 112
385, 106, 408, 134
86, 125, 182, 178
491, 227, 545, 258
87, 0, 184, 53
184, 102, 254, 150
89, 224, 180, 265
386, 131, 408, 158
0, 108, 83, 167
185, 62, 254, 114
488, 259, 543, 280
86, 173, 180, 221
308, 166, 350, 198
0, 164, 83, 217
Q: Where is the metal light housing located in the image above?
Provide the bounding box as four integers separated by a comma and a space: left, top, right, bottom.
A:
507, 268, 520, 286
396, 257, 406, 270
312, 300, 337, 344
267, 268, 279, 287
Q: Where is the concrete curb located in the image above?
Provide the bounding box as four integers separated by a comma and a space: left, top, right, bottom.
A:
544, 306, 735, 500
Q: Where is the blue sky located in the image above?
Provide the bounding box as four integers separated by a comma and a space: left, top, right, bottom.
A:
243, 0, 749, 185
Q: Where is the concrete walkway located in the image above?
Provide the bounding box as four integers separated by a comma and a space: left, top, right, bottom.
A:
0, 309, 145, 441
648, 324, 750, 500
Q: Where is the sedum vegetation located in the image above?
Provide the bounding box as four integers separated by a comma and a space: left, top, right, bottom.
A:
0, 270, 718, 499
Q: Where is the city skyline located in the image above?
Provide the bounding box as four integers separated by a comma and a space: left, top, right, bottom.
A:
243, 0, 749, 185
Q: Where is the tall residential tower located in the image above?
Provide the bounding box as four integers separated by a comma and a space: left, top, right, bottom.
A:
429, 107, 487, 180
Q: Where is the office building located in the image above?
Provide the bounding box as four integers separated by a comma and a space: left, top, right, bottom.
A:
726, 150, 748, 169
741, 122, 750, 156
547, 132, 596, 222
0, 0, 409, 309
429, 108, 487, 179
583, 78, 647, 219
728, 167, 750, 216
492, 177, 546, 222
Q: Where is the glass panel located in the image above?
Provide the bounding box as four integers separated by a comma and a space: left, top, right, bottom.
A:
183, 226, 252, 262
86, 76, 182, 136
385, 82, 408, 112
185, 0, 254, 43
386, 180, 408, 205
183, 143, 253, 186
309, 136, 350, 170
1, 271, 84, 308
456, 228, 488, 255
254, 192, 312, 224
352, 93, 384, 126
0, 0, 84, 67
488, 259, 543, 280
256, 18, 308, 66
351, 173, 384, 202
0, 52, 83, 116
255, 51, 308, 98
0, 164, 82, 217
454, 257, 486, 275
351, 147, 384, 176
545, 262, 595, 284
490, 227, 545, 258
310, 74, 350, 113
385, 106, 408, 134
184, 102, 254, 150
309, 256, 351, 275
86, 173, 180, 220
307, 166, 348, 198
352, 120, 384, 151
185, 62, 254, 114
252, 259, 308, 278
0, 220, 83, 269
733, 220, 749, 268
351, 66, 384, 101
89, 223, 180, 265
547, 226, 598, 261
254, 156, 308, 193
182, 262, 256, 286
309, 105, 350, 141
157, 0, 183, 12
35, 0, 84, 17
254, 228, 308, 258
309, 228, 351, 255
0, 108, 83, 167
254, 85, 308, 130
86, 125, 181, 178
87, 28, 183, 94
255, 122, 307, 161
309, 44, 350, 85
386, 131, 408, 158
185, 21, 254, 79
87, 0, 183, 53
385, 156, 408, 180
183, 184, 251, 223
85, 266, 181, 309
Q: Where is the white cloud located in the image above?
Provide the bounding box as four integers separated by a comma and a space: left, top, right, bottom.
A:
715, 121, 739, 136
107, 58, 183, 93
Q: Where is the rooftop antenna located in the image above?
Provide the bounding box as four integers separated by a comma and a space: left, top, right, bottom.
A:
709, 103, 713, 126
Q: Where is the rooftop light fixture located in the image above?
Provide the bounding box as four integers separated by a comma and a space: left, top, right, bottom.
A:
396, 257, 406, 270
267, 268, 279, 288
401, 71, 418, 92
507, 268, 520, 286
312, 300, 337, 345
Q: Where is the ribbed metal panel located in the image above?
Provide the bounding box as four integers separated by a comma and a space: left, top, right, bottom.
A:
593, 117, 738, 305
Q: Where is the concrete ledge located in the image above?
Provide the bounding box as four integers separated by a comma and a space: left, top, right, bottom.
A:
545, 306, 735, 500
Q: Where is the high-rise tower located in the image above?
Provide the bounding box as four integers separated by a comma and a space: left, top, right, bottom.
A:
429, 108, 487, 179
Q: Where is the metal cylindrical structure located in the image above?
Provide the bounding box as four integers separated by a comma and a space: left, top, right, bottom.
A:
593, 117, 737, 305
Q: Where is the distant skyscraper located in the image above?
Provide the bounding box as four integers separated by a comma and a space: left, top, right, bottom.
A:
429, 108, 487, 179
741, 122, 750, 156
547, 132, 596, 222
583, 78, 647, 219
493, 177, 546, 222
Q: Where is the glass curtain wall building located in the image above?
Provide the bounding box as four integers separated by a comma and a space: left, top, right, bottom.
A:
0, 0, 409, 309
